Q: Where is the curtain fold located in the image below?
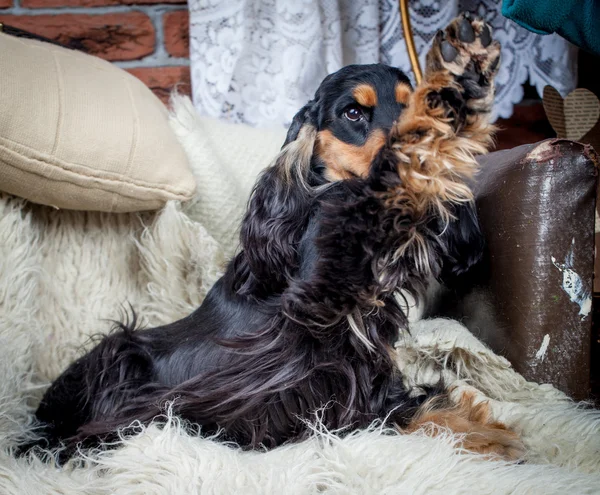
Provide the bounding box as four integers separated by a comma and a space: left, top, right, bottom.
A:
189, 0, 577, 127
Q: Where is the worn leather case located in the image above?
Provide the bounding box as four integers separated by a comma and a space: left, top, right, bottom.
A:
449, 139, 598, 400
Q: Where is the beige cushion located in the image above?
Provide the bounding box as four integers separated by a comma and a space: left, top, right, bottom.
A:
0, 32, 196, 212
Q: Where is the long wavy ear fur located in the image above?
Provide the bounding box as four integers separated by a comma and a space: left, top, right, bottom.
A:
238, 118, 318, 297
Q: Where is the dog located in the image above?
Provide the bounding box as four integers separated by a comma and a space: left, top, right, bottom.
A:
23, 14, 523, 462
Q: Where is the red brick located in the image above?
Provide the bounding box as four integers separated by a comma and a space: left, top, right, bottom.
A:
0, 13, 155, 61
128, 66, 191, 104
22, 0, 184, 7
163, 10, 189, 58
0, 0, 12, 9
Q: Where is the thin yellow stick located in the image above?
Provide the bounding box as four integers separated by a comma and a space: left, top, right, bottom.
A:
399, 0, 422, 85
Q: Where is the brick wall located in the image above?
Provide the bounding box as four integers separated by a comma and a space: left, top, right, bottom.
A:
0, 0, 190, 104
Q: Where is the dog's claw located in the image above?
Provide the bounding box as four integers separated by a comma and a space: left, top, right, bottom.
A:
459, 17, 475, 43
488, 55, 500, 73
480, 25, 491, 47
441, 41, 458, 62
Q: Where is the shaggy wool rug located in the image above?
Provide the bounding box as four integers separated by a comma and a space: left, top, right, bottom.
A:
0, 96, 599, 494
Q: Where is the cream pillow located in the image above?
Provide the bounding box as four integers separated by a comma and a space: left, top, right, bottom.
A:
0, 32, 196, 212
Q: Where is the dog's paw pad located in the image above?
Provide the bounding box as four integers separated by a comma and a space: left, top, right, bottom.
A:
430, 13, 501, 79
441, 40, 459, 63
458, 17, 475, 43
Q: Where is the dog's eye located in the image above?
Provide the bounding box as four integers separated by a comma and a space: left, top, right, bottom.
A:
343, 106, 364, 122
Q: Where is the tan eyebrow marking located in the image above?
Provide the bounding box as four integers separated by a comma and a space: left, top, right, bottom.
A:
352, 84, 378, 107
395, 82, 412, 104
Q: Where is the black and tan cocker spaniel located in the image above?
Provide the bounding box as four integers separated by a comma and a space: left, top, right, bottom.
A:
23, 14, 524, 462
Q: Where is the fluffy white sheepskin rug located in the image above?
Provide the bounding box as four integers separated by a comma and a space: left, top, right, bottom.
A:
0, 96, 599, 494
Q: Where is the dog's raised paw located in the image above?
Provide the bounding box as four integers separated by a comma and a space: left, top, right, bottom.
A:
424, 13, 501, 116
429, 13, 500, 81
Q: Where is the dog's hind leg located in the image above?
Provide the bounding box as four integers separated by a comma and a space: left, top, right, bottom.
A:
404, 389, 525, 461
21, 355, 96, 455
25, 326, 157, 454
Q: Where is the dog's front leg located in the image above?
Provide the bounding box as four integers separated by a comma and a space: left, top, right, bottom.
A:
280, 171, 436, 329
390, 13, 500, 216
385, 13, 501, 284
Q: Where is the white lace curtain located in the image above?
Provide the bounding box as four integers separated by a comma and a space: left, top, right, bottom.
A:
189, 0, 577, 128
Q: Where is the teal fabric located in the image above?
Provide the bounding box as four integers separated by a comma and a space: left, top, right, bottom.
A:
502, 0, 600, 56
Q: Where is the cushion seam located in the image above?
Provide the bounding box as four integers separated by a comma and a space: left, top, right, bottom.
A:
50, 50, 64, 156
0, 139, 194, 196
0, 159, 192, 202
113, 73, 141, 212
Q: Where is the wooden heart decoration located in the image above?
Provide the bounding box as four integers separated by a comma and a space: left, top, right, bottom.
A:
564, 89, 600, 141
543, 86, 600, 141
543, 86, 566, 138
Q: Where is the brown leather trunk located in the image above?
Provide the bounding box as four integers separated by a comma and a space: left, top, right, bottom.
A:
451, 139, 598, 400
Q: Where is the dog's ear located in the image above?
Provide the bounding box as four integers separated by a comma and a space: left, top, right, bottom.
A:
239, 121, 318, 295
283, 100, 318, 146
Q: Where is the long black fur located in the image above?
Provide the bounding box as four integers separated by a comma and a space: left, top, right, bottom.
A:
24, 64, 484, 460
